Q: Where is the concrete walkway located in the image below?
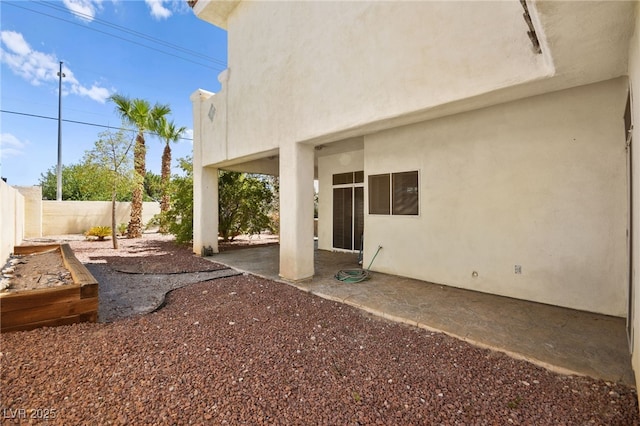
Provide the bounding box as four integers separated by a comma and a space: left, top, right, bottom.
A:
207, 244, 635, 387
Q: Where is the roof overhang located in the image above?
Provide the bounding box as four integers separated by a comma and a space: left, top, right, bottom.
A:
191, 0, 240, 30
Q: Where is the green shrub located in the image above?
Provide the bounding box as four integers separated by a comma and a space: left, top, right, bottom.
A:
161, 157, 194, 244
85, 226, 112, 241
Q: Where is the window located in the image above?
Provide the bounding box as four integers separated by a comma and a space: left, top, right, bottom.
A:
393, 171, 419, 215
368, 174, 390, 214
333, 171, 364, 185
368, 171, 419, 216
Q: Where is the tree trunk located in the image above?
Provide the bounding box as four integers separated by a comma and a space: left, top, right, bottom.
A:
128, 132, 145, 238
159, 143, 171, 233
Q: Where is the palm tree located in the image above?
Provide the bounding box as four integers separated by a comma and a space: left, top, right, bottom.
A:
110, 94, 170, 238
155, 117, 186, 233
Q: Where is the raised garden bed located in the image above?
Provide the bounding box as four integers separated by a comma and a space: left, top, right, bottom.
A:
0, 244, 98, 333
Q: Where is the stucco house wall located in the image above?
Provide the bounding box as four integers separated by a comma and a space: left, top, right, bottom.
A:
195, 1, 634, 165
191, 0, 639, 391
361, 78, 628, 316
191, 0, 636, 311
203, 0, 558, 167
316, 78, 628, 316
0, 180, 25, 264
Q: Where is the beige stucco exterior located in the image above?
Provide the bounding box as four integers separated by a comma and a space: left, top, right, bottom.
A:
363, 78, 628, 315
41, 201, 160, 235
15, 186, 43, 238
191, 0, 639, 388
313, 77, 629, 316
0, 180, 25, 264
0, 184, 161, 253
0, 182, 162, 265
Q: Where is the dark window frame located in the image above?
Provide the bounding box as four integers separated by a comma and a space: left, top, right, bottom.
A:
332, 171, 365, 251
368, 171, 419, 216
333, 171, 364, 186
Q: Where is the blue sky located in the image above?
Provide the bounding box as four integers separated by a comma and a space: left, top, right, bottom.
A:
0, 0, 227, 187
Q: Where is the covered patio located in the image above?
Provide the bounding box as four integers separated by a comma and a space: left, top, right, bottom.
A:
206, 243, 635, 387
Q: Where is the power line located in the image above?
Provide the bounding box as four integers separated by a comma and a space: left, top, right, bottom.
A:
36, 0, 227, 67
4, 1, 226, 71
0, 109, 194, 142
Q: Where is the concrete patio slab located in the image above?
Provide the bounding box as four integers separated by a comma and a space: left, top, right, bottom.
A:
206, 244, 635, 387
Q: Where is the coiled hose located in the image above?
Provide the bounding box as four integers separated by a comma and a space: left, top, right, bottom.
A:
334, 245, 382, 283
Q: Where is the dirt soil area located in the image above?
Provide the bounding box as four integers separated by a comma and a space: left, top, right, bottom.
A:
67, 233, 228, 274
1, 233, 638, 424
15, 233, 248, 322
19, 232, 279, 273
1, 250, 73, 292
3, 233, 278, 321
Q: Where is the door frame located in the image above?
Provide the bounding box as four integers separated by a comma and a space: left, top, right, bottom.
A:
332, 172, 364, 252
625, 89, 635, 349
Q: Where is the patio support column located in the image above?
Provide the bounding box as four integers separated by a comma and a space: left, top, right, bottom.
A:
193, 166, 219, 255
191, 89, 218, 256
279, 142, 315, 281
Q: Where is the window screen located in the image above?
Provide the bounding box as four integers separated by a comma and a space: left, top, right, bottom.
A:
368, 174, 390, 214
333, 172, 353, 185
368, 171, 419, 215
392, 171, 419, 215
333, 171, 364, 185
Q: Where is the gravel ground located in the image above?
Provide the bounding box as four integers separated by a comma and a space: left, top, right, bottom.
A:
1, 235, 638, 424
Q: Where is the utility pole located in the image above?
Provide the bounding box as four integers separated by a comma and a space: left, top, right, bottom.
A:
56, 61, 65, 201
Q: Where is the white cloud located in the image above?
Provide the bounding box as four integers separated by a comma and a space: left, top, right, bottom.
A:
1, 31, 31, 56
145, 0, 172, 20
72, 84, 111, 103
62, 0, 104, 22
0, 133, 28, 159
183, 128, 194, 141
0, 31, 59, 86
0, 31, 111, 103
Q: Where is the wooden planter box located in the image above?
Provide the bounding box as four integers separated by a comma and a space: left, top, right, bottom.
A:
0, 244, 98, 333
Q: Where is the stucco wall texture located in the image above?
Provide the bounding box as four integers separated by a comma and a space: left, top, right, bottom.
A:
192, 0, 639, 402
207, 1, 552, 166
15, 186, 43, 238
362, 78, 629, 317
41, 201, 161, 236
317, 78, 628, 317
0, 180, 25, 264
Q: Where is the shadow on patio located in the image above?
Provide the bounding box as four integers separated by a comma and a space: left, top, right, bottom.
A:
207, 243, 635, 387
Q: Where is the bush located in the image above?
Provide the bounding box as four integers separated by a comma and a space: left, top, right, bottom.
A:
218, 171, 274, 241
85, 226, 112, 241
159, 157, 277, 244
160, 157, 193, 244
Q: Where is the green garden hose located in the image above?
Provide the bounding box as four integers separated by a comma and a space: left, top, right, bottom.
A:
334, 245, 382, 283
